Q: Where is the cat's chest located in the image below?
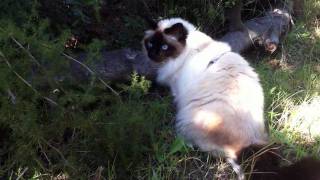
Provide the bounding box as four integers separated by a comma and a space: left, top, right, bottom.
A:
173, 57, 210, 96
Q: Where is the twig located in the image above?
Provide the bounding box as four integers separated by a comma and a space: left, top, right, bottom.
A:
11, 36, 69, 92
7, 89, 16, 104
0, 51, 58, 106
62, 52, 120, 97
41, 138, 76, 170
93, 166, 104, 180
38, 141, 52, 166
39, 43, 121, 98
11, 37, 41, 67
16, 167, 28, 180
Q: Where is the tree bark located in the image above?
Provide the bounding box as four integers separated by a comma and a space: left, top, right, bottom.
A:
69, 2, 293, 82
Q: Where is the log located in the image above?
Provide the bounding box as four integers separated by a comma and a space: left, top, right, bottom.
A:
69, 3, 293, 82
221, 7, 292, 53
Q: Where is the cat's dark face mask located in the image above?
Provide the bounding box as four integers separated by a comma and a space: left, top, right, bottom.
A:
143, 22, 188, 63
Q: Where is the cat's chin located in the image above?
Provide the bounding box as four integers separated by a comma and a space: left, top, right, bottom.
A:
148, 58, 168, 65
150, 58, 164, 63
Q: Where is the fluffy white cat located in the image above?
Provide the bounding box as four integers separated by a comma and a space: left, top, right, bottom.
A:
142, 17, 268, 179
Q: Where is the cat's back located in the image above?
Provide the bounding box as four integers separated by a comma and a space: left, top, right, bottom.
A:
182, 51, 262, 102
194, 52, 264, 120
176, 51, 267, 153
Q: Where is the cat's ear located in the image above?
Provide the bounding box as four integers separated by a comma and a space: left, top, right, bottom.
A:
144, 17, 158, 30
164, 23, 188, 43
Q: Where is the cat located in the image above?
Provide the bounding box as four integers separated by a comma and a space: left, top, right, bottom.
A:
142, 17, 320, 180
142, 17, 267, 179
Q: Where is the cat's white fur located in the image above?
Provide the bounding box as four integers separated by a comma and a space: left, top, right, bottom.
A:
151, 18, 268, 159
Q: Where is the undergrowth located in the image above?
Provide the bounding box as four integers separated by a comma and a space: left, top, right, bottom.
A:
254, 0, 320, 161
0, 0, 319, 179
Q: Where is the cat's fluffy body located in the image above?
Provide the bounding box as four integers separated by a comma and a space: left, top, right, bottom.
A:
143, 18, 268, 159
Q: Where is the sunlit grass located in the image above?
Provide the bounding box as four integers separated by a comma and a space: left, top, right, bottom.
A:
265, 67, 319, 158
284, 96, 320, 139
268, 90, 320, 143
254, 4, 320, 160
304, 0, 320, 22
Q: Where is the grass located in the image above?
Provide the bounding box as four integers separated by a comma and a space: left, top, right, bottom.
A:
254, 0, 320, 160
0, 0, 319, 179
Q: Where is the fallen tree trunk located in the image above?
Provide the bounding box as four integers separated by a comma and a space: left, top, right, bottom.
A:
70, 3, 293, 82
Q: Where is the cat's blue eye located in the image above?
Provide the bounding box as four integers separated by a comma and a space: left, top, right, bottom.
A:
147, 42, 153, 48
161, 44, 168, 50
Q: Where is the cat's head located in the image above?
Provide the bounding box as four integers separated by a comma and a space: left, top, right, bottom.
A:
142, 18, 196, 63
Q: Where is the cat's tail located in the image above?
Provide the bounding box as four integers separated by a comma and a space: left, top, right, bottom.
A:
227, 157, 245, 180
236, 143, 320, 180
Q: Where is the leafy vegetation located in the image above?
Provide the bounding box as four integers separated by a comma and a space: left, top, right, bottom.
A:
0, 0, 319, 179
